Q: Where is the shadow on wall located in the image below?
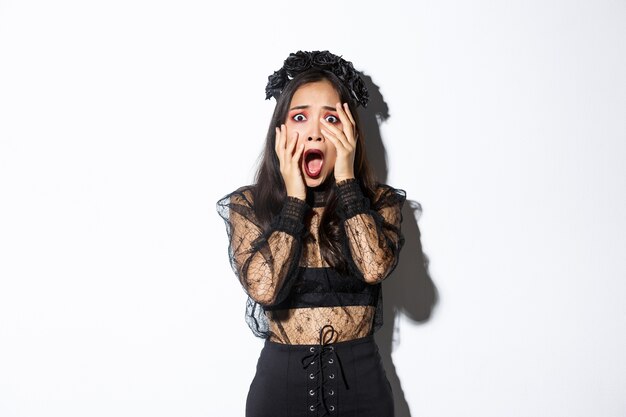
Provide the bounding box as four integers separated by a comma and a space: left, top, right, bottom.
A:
358, 74, 439, 417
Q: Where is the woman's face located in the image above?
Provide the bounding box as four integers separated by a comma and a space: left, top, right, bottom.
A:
285, 79, 342, 188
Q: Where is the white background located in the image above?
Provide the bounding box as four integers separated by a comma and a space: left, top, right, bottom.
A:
1, 1, 625, 416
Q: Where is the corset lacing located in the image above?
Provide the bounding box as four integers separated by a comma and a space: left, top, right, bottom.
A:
301, 325, 349, 415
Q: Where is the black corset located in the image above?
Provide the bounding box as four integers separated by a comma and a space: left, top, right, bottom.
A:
264, 267, 380, 311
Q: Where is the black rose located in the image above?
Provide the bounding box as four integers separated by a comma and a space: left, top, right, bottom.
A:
353, 77, 369, 107
265, 50, 370, 108
265, 69, 287, 100
331, 60, 351, 81
311, 50, 339, 67
283, 51, 312, 77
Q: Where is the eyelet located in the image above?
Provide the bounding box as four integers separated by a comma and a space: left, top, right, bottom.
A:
309, 373, 315, 379
328, 358, 334, 364
329, 373, 335, 379
329, 405, 335, 411
328, 389, 334, 396
310, 347, 315, 353
309, 389, 315, 396
310, 405, 315, 411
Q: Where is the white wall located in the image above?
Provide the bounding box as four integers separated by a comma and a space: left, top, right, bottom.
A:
1, 1, 624, 416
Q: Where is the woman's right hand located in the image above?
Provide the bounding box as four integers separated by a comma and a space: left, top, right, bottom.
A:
275, 124, 306, 200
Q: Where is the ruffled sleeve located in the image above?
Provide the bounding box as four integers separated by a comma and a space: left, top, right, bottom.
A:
335, 179, 406, 284
216, 186, 309, 306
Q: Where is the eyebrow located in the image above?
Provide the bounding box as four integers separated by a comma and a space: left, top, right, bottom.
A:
289, 105, 337, 112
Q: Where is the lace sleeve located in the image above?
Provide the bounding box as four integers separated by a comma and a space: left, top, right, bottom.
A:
336, 179, 406, 284
216, 186, 309, 306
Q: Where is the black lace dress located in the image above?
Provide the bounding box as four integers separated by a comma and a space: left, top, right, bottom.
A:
216, 178, 406, 416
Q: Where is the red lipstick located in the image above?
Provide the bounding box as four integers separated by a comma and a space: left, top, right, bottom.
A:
303, 149, 324, 179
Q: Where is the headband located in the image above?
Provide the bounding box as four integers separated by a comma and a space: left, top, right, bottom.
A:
265, 50, 369, 108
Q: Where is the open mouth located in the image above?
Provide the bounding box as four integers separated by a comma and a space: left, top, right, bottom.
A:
303, 149, 324, 179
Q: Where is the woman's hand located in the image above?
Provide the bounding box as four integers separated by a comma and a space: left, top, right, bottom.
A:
275, 124, 306, 200
320, 102, 357, 182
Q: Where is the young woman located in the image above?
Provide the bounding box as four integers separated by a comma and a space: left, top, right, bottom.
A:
217, 50, 406, 417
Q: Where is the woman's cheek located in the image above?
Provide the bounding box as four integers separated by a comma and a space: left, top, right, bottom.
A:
286, 123, 305, 143
296, 132, 307, 148
297, 127, 307, 143
325, 150, 337, 171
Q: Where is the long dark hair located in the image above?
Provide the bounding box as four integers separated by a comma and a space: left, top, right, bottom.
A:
253, 69, 377, 273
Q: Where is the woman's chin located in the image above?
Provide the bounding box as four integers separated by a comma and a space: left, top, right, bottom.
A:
304, 172, 330, 188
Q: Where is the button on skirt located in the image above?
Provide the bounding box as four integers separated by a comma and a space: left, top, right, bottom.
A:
246, 335, 394, 417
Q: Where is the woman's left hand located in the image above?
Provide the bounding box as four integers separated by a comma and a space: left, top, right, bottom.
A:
320, 102, 357, 183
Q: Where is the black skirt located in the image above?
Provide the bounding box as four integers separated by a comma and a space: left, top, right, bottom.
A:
246, 327, 394, 417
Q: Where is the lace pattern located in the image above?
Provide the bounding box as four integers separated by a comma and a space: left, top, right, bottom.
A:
267, 306, 376, 344
336, 179, 406, 284
216, 180, 406, 342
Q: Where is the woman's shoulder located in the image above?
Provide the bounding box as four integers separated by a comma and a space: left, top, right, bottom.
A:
372, 182, 407, 207
217, 184, 257, 208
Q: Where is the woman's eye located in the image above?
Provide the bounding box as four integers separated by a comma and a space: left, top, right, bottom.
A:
325, 115, 339, 123
293, 114, 306, 122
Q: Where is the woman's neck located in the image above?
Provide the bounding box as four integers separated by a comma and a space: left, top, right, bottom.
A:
306, 178, 334, 207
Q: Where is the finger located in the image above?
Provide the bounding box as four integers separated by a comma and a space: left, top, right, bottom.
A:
343, 102, 356, 127
320, 117, 345, 137
292, 141, 305, 162
279, 125, 289, 163
277, 125, 283, 155
343, 103, 358, 141
321, 127, 347, 152
274, 127, 282, 160
320, 118, 349, 148
282, 124, 289, 149
335, 103, 355, 144
286, 130, 299, 156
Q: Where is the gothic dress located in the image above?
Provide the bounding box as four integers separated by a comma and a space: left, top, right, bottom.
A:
217, 178, 406, 417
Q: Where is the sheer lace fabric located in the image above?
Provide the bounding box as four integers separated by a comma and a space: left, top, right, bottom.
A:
217, 179, 406, 344
267, 306, 375, 344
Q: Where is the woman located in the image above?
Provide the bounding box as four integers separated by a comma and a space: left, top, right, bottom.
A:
217, 50, 406, 417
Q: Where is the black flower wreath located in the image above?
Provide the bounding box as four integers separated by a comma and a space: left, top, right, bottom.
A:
265, 50, 369, 108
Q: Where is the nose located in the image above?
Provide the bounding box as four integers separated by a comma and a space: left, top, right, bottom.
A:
307, 119, 323, 142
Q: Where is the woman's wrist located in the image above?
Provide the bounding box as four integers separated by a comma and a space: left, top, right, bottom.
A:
335, 175, 355, 183
336, 178, 369, 217
273, 196, 309, 235
286, 193, 306, 201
